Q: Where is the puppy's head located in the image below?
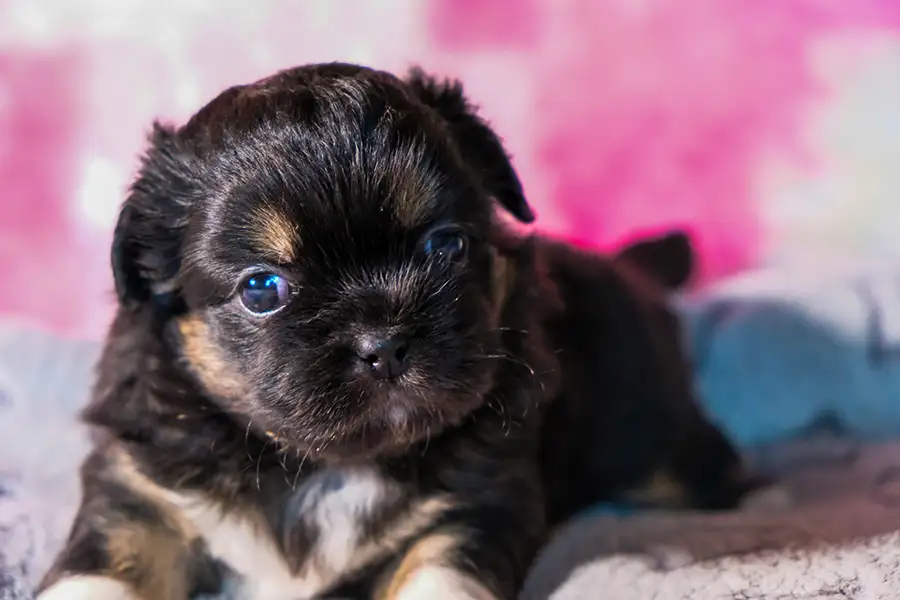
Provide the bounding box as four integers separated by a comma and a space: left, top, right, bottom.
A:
111, 63, 534, 460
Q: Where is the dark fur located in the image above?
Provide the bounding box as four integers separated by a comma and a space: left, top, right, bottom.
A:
39, 63, 767, 599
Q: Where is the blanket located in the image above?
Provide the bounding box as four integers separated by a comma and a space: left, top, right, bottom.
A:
525, 439, 900, 599
5, 260, 900, 599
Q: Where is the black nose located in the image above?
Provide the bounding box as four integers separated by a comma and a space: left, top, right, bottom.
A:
356, 334, 410, 379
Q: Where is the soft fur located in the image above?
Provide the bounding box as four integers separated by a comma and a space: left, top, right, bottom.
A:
37, 63, 768, 600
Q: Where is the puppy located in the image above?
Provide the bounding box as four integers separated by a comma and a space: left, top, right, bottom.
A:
37, 63, 771, 600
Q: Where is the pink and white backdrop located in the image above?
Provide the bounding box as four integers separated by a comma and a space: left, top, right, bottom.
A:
3, 0, 900, 340
7, 5, 900, 597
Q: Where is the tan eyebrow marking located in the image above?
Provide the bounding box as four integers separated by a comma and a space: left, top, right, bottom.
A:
249, 204, 301, 263
387, 144, 443, 228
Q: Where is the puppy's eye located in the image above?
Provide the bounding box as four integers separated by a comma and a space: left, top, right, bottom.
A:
239, 273, 291, 315
423, 228, 468, 263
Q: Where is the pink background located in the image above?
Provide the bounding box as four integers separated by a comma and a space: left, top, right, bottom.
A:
3, 0, 900, 340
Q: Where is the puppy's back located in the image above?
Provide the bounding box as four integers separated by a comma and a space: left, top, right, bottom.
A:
535, 237, 746, 521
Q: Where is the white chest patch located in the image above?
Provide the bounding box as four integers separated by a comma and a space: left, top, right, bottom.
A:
161, 468, 404, 600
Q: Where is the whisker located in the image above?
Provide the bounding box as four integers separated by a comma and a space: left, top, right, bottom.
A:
421, 425, 431, 457
291, 447, 304, 491
255, 437, 270, 492
425, 278, 455, 303
481, 326, 531, 335
297, 442, 313, 479
472, 352, 538, 381
243, 420, 258, 469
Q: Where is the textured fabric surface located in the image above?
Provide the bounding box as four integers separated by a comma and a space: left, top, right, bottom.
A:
0, 322, 97, 600
5, 266, 900, 599
524, 439, 900, 599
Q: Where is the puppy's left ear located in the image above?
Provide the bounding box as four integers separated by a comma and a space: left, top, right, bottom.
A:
405, 67, 535, 223
616, 231, 695, 290
111, 122, 198, 310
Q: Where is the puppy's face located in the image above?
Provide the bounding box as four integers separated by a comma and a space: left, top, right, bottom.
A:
112, 64, 534, 460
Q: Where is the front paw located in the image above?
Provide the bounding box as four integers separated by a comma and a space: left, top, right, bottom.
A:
37, 576, 138, 600
391, 567, 500, 600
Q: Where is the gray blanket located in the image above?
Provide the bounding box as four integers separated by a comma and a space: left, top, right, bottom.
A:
6, 260, 900, 599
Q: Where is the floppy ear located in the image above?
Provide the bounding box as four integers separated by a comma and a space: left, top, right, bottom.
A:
405, 67, 535, 223
616, 230, 695, 290
111, 122, 198, 308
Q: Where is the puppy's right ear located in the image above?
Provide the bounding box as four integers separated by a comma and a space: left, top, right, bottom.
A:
111, 122, 197, 308
405, 67, 535, 223
616, 230, 696, 290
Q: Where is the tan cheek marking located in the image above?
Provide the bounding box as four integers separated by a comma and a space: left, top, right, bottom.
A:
249, 204, 300, 263
176, 315, 247, 401
622, 469, 689, 508
344, 497, 452, 578
105, 523, 198, 600
113, 451, 177, 508
99, 450, 202, 599
377, 530, 472, 600
391, 567, 499, 600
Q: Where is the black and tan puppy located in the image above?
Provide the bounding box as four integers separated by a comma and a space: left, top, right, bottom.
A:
38, 63, 772, 600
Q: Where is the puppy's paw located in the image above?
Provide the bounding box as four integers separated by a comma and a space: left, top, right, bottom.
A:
391, 567, 499, 600
738, 483, 794, 512
643, 545, 695, 571
38, 576, 137, 600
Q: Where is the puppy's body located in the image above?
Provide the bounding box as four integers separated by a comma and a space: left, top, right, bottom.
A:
39, 64, 766, 600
